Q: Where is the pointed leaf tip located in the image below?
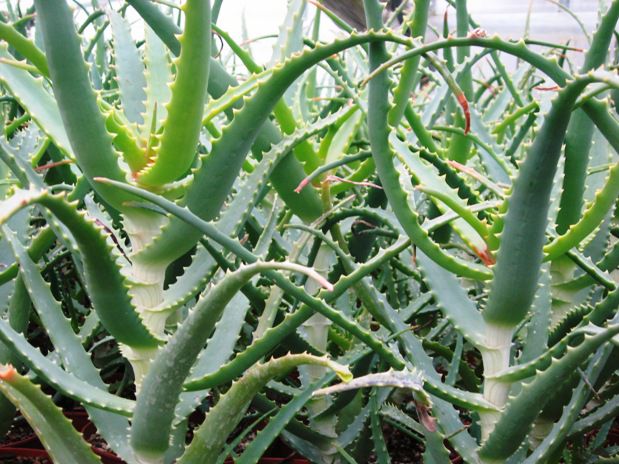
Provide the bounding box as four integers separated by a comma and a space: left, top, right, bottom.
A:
0, 364, 16, 381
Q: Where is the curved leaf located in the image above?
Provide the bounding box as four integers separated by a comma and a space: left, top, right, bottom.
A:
0, 190, 160, 348
0, 365, 102, 464
137, 0, 211, 185
34, 0, 131, 210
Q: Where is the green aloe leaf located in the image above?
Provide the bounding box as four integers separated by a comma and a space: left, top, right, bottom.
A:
152, 106, 354, 314
556, 0, 619, 233
174, 292, 250, 421
0, 317, 134, 416
483, 78, 594, 328
0, 227, 134, 416
141, 24, 172, 138
0, 365, 102, 463
392, 137, 492, 261
134, 30, 411, 267
178, 354, 351, 464
236, 377, 339, 464
0, 190, 161, 349
137, 0, 211, 185
131, 262, 334, 461
416, 251, 487, 349
97, 178, 409, 379
0, 44, 72, 158
480, 324, 619, 461
363, 1, 490, 282
545, 161, 619, 260
108, 9, 147, 125
126, 0, 324, 225
34, 0, 132, 210
523, 344, 614, 464
0, 21, 49, 76
370, 390, 391, 464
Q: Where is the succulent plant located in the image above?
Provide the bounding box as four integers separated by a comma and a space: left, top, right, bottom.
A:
0, 0, 617, 462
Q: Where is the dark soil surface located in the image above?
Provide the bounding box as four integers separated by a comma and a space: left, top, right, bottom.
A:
0, 419, 51, 464
0, 413, 617, 463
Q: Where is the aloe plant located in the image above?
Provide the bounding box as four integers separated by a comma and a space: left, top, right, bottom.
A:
0, 0, 617, 462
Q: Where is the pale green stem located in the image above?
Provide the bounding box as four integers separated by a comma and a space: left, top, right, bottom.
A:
300, 242, 336, 441
123, 210, 171, 387
480, 324, 514, 441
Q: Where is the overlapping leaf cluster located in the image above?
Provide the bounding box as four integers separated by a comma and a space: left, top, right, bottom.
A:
0, 0, 617, 462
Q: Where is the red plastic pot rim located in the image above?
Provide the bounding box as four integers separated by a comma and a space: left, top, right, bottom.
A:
0, 434, 40, 449
0, 446, 49, 458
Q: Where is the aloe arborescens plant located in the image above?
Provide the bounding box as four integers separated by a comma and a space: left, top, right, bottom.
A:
0, 0, 617, 462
